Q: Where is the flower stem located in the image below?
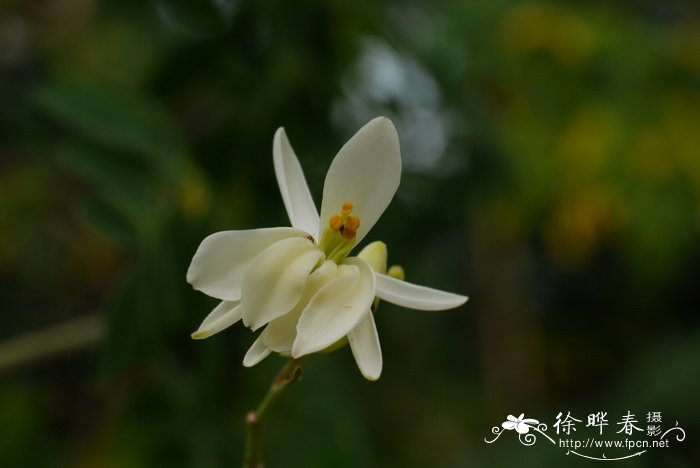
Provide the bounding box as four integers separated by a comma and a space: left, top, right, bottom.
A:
243, 358, 303, 468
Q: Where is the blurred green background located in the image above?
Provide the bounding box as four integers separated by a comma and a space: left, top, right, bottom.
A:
1, 0, 699, 466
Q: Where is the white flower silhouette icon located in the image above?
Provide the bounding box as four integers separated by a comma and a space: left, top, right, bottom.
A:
502, 414, 540, 434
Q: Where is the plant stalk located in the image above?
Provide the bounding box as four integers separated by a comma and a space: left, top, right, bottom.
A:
243, 358, 303, 468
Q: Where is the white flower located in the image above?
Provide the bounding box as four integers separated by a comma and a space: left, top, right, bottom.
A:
187, 117, 467, 380
502, 414, 539, 434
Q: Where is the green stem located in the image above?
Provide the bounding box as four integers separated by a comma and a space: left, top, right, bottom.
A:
243, 358, 303, 468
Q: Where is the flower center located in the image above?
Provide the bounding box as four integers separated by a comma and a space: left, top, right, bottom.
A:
328, 202, 361, 240
319, 202, 360, 263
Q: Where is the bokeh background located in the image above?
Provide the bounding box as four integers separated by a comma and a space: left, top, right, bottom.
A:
1, 0, 699, 466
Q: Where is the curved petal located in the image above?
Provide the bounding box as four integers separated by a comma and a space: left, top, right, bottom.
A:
273, 128, 320, 236
515, 424, 530, 434
260, 308, 300, 354
263, 260, 339, 353
348, 312, 382, 381
319, 117, 401, 243
191, 300, 242, 339
375, 273, 468, 311
243, 334, 271, 367
187, 227, 308, 301
292, 257, 375, 357
240, 237, 323, 331
502, 421, 517, 430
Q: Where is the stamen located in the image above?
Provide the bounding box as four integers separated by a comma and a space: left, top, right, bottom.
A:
345, 216, 360, 231
329, 215, 343, 232
340, 226, 356, 240
327, 202, 361, 240
319, 202, 360, 262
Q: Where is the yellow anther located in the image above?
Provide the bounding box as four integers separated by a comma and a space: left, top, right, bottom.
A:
345, 216, 360, 231
326, 202, 361, 241
329, 215, 343, 232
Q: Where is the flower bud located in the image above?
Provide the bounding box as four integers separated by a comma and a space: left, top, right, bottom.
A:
357, 241, 387, 274
387, 265, 405, 281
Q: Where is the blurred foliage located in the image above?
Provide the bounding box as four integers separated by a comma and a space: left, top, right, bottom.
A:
1, 0, 699, 466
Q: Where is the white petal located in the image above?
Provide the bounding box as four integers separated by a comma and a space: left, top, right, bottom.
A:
273, 128, 320, 236
502, 421, 517, 430
187, 227, 308, 301
292, 257, 375, 357
319, 117, 401, 243
260, 308, 300, 354
515, 423, 531, 434
191, 300, 242, 339
375, 273, 468, 311
240, 237, 323, 331
348, 312, 382, 381
263, 260, 339, 353
243, 334, 271, 367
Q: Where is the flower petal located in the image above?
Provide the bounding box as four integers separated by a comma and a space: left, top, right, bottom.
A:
243, 334, 271, 367
292, 257, 375, 357
348, 312, 382, 381
502, 421, 517, 430
319, 117, 401, 243
375, 273, 468, 311
191, 300, 242, 339
263, 260, 339, 353
273, 128, 320, 236
240, 237, 323, 331
187, 227, 308, 301
260, 309, 300, 354
515, 423, 530, 434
